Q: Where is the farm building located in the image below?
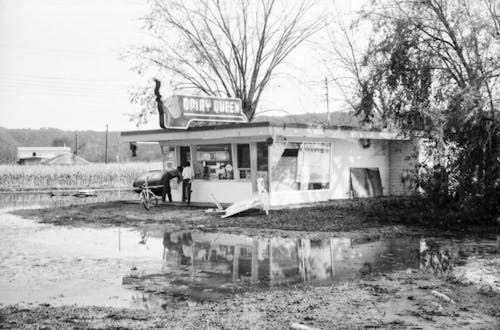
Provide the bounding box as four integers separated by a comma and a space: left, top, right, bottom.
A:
17, 147, 72, 165
121, 120, 423, 207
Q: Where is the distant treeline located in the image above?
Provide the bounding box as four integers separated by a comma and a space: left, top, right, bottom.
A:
0, 127, 162, 164
0, 113, 364, 164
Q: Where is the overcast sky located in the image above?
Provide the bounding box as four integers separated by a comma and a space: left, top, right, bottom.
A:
0, 0, 366, 131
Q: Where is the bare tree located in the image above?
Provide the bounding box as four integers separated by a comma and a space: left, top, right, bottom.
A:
129, 0, 322, 122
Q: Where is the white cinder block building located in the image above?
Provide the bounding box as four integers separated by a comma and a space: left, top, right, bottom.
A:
121, 121, 421, 206
17, 147, 72, 165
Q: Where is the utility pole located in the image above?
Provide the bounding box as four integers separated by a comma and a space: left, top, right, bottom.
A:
74, 132, 78, 156
324, 76, 331, 125
105, 124, 108, 164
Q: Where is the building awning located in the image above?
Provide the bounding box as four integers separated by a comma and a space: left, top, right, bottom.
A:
121, 121, 408, 144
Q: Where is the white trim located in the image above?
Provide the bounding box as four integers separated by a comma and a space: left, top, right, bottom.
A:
164, 117, 248, 130
122, 126, 272, 143
121, 126, 407, 144
184, 113, 247, 118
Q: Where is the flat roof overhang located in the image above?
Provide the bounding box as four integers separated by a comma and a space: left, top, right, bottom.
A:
120, 122, 409, 144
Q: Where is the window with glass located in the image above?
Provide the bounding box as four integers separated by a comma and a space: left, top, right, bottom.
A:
297, 143, 330, 190
194, 144, 233, 180
270, 142, 330, 191
161, 146, 176, 170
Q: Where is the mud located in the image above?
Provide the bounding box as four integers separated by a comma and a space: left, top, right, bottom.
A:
13, 200, 426, 243
2, 199, 500, 329
2, 269, 499, 329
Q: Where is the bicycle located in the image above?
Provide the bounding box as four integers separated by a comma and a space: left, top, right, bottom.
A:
140, 178, 159, 210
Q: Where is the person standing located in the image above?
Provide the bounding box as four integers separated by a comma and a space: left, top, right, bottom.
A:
160, 166, 183, 202
182, 161, 195, 202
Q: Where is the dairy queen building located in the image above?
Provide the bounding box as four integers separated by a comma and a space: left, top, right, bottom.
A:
121, 94, 424, 207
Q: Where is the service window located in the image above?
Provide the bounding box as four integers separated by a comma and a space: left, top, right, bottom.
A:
297, 143, 330, 190
161, 146, 176, 170
270, 142, 330, 191
194, 144, 233, 180
237, 144, 251, 179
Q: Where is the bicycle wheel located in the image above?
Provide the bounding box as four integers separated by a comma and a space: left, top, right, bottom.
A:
152, 194, 159, 207
141, 190, 151, 210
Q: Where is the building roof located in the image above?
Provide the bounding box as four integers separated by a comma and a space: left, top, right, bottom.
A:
17, 146, 72, 151
253, 112, 364, 127
121, 120, 407, 143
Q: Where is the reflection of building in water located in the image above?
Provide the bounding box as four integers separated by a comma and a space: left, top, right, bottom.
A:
162, 232, 419, 286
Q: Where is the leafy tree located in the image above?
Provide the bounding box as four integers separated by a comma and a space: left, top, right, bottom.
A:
51, 137, 72, 147
350, 0, 500, 218
129, 0, 322, 124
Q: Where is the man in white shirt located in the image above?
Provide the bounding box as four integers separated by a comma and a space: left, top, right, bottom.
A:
182, 161, 194, 204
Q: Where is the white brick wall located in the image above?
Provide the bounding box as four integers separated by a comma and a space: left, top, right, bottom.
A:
388, 140, 419, 195
330, 138, 390, 199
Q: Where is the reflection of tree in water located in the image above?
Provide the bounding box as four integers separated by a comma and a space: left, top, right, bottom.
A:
130, 292, 164, 311
420, 239, 453, 275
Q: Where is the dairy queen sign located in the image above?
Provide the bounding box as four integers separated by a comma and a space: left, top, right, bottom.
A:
158, 94, 248, 129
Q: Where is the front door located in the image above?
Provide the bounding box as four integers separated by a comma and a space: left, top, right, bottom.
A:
179, 146, 191, 167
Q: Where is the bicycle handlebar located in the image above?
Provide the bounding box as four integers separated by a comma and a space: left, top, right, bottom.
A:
139, 184, 164, 189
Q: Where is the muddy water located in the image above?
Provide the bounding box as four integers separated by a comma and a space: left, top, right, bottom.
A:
0, 213, 423, 310
0, 212, 162, 309
0, 190, 137, 210
0, 195, 498, 311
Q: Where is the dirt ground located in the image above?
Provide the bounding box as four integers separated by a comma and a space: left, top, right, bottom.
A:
1, 269, 499, 329
13, 199, 430, 242
3, 200, 500, 329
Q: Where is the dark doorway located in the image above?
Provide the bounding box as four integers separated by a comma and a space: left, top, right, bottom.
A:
180, 146, 191, 167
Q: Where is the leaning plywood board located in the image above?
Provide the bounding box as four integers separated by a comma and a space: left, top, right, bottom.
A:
210, 193, 224, 210
221, 198, 261, 218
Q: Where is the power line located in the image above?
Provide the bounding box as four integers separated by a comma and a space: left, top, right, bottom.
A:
0, 76, 128, 89
0, 82, 126, 95
0, 85, 127, 99
0, 72, 129, 84
324, 76, 331, 125
0, 82, 125, 94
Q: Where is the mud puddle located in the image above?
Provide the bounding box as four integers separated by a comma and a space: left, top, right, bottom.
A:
1, 209, 498, 313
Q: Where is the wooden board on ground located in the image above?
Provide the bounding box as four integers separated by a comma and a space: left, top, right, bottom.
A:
221, 198, 261, 218
210, 194, 224, 210
205, 208, 226, 214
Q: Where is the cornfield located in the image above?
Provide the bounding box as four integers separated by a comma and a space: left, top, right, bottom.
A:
0, 162, 162, 191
